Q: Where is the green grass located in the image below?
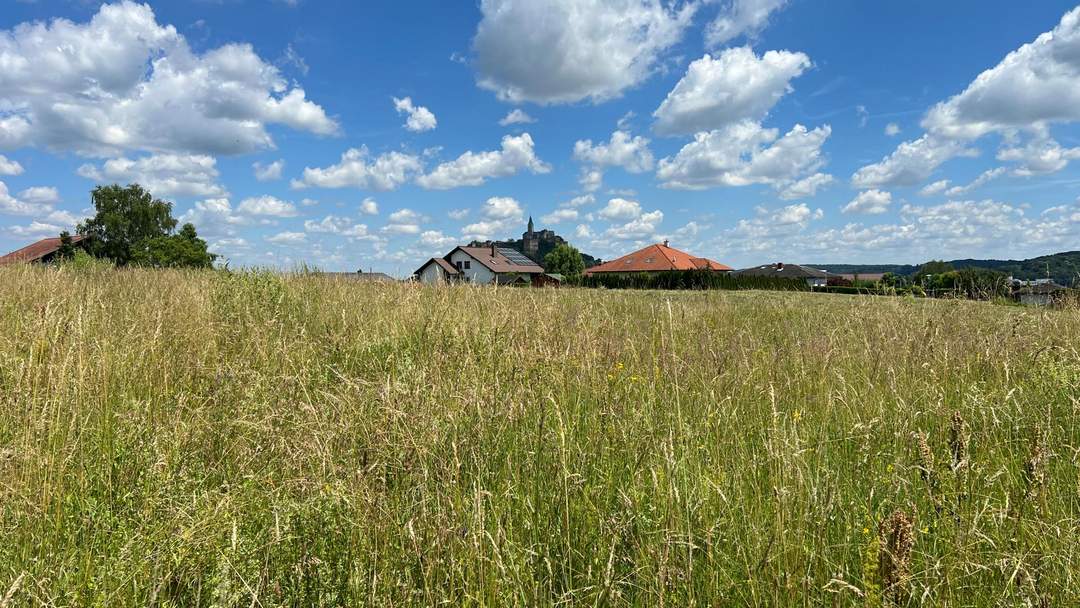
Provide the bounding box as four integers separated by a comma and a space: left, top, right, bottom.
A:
1, 265, 1078, 606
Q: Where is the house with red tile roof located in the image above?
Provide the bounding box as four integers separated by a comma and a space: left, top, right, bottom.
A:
0, 235, 86, 266
583, 241, 732, 276
415, 243, 545, 285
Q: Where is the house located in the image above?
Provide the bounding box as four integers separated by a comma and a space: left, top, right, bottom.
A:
414, 244, 545, 285
0, 235, 86, 266
734, 262, 829, 287
1016, 282, 1069, 306
583, 241, 732, 275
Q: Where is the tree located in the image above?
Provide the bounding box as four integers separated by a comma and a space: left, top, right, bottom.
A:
544, 243, 585, 279
55, 231, 76, 261
77, 184, 177, 265
76, 184, 215, 268
130, 223, 216, 268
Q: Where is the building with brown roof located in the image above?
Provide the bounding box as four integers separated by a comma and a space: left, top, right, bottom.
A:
733, 262, 830, 287
414, 244, 545, 285
0, 235, 86, 266
583, 241, 732, 276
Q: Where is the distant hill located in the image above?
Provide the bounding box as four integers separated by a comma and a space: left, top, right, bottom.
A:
810, 251, 1080, 286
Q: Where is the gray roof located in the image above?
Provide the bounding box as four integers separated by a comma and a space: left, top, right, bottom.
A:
734, 263, 829, 279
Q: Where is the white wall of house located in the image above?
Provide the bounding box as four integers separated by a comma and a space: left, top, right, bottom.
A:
417, 262, 449, 284
807, 278, 827, 288
448, 250, 496, 284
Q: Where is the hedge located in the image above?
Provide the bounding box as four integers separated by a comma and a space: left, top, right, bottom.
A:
577, 270, 809, 291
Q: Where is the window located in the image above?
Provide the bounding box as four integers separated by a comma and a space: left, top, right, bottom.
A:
464, 261, 471, 270
455, 261, 462, 270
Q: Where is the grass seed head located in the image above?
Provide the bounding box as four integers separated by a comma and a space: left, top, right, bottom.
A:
878, 509, 914, 606
949, 411, 969, 472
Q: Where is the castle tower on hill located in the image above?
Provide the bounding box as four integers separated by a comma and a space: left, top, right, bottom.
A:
523, 216, 539, 258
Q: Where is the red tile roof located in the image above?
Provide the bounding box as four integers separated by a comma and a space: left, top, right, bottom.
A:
456, 246, 544, 274
584, 243, 732, 274
0, 235, 85, 266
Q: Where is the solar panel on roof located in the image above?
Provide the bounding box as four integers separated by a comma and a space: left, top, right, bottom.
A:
498, 247, 536, 266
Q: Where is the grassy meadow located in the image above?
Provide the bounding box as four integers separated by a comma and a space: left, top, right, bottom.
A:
0, 265, 1078, 606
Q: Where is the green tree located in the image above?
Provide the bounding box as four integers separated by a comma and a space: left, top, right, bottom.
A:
544, 244, 585, 279
77, 184, 178, 265
55, 231, 76, 261
130, 223, 216, 268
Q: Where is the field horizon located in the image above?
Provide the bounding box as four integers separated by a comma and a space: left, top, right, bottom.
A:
1, 265, 1077, 606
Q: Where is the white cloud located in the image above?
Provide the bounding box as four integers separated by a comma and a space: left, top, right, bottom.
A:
393, 97, 437, 132
944, 167, 1007, 197
842, 189, 893, 215
499, 109, 536, 126
473, 0, 696, 104
237, 195, 298, 217
653, 47, 810, 136
178, 198, 248, 236
359, 197, 379, 215
922, 8, 1080, 140
997, 133, 1080, 176
541, 208, 579, 224
77, 153, 227, 198
0, 155, 23, 176
575, 224, 593, 239
266, 231, 306, 244
562, 194, 596, 208
853, 7, 1080, 188
778, 172, 834, 200
304, 215, 353, 234
919, 180, 951, 197
704, 0, 788, 47
383, 208, 425, 235
0, 2, 336, 156
850, 135, 974, 189
885, 123, 901, 137
17, 186, 61, 206
598, 197, 643, 220
580, 168, 603, 192
419, 230, 458, 249
461, 196, 525, 240
605, 209, 664, 240
657, 120, 831, 190
573, 130, 654, 173
448, 208, 470, 220
293, 147, 423, 191
416, 133, 550, 189
8, 221, 67, 237
253, 159, 285, 181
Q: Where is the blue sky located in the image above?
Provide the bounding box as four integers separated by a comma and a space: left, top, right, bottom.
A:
2, 0, 1080, 274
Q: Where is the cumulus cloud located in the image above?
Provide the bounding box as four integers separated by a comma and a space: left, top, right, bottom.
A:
359, 197, 379, 215
842, 189, 893, 215
0, 1, 336, 156
178, 198, 248, 237
461, 196, 525, 240
419, 230, 458, 249
382, 208, 425, 234
598, 197, 643, 220
253, 159, 285, 181
885, 123, 901, 136
499, 109, 536, 126
944, 167, 1007, 197
237, 195, 298, 217
653, 47, 810, 136
778, 172, 834, 200
605, 209, 664, 240
472, 0, 696, 104
573, 130, 655, 173
0, 155, 23, 176
77, 153, 227, 197
704, 0, 788, 47
579, 168, 603, 192
853, 7, 1080, 188
919, 180, 951, 196
293, 147, 423, 191
266, 231, 306, 244
997, 133, 1080, 176
657, 120, 831, 190
541, 208, 579, 224
393, 97, 437, 132
416, 133, 550, 189
0, 180, 78, 226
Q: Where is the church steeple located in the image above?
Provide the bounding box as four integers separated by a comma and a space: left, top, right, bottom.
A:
527, 216, 534, 233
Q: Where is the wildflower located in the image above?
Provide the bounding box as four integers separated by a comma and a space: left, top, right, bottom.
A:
792, 410, 802, 422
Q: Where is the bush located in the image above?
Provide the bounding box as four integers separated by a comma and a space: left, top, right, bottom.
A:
579, 270, 809, 291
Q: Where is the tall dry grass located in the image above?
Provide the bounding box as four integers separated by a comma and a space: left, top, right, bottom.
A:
0, 264, 1077, 606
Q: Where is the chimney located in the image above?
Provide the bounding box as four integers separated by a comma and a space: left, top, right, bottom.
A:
776, 262, 784, 270
663, 239, 669, 247
491, 242, 496, 257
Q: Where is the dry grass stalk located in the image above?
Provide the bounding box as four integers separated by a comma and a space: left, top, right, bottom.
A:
878, 510, 914, 606
1023, 425, 1047, 504
948, 411, 969, 472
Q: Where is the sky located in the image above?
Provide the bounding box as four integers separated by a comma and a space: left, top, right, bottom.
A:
2, 1, 1080, 275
